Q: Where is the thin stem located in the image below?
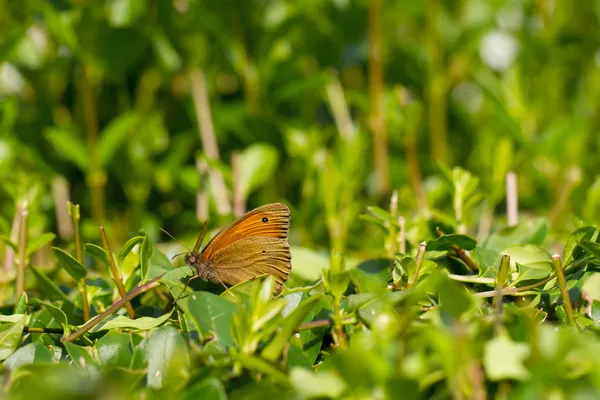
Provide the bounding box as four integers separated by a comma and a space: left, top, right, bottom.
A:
408, 241, 427, 288
494, 253, 510, 333
52, 176, 73, 239
325, 70, 356, 142
296, 317, 354, 332
63, 275, 163, 342
23, 327, 64, 334
368, 0, 389, 196
386, 191, 398, 258
552, 254, 575, 325
426, 0, 448, 164
398, 216, 406, 254
549, 167, 582, 228
3, 207, 20, 273
473, 274, 556, 298
189, 68, 231, 216
231, 151, 245, 217
505, 172, 518, 227
99, 226, 135, 318
68, 202, 90, 322
81, 64, 105, 224
15, 201, 28, 300
195, 158, 209, 221
396, 86, 426, 210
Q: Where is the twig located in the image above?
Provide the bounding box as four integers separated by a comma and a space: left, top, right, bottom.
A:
436, 227, 478, 273
552, 254, 575, 325
62, 275, 163, 342
15, 201, 28, 300
296, 317, 354, 332
99, 226, 135, 318
189, 68, 231, 216
505, 172, 518, 227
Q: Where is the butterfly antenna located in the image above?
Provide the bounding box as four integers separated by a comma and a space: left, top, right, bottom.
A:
171, 251, 190, 261
159, 228, 191, 252
192, 220, 210, 253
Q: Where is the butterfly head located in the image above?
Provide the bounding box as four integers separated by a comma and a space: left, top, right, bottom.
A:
184, 252, 200, 267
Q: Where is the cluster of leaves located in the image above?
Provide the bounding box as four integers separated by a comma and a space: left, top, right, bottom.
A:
0, 174, 599, 398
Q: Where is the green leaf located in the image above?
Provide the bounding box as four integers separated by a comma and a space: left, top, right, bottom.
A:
366, 206, 396, 224
506, 245, 553, 284
289, 246, 329, 281
483, 334, 530, 380
44, 127, 88, 171
96, 331, 135, 370
106, 0, 146, 27
26, 233, 56, 256
3, 342, 53, 370
52, 247, 87, 280
14, 292, 27, 314
64, 341, 100, 376
138, 325, 190, 389
580, 240, 600, 261
563, 226, 596, 266
0, 235, 17, 252
262, 295, 324, 362
349, 259, 391, 292
289, 367, 346, 398
427, 234, 477, 251
592, 300, 600, 328
98, 112, 139, 167
236, 354, 288, 383
88, 310, 173, 333
140, 234, 153, 281
84, 244, 110, 266
29, 299, 71, 335
0, 314, 26, 361
185, 292, 237, 347
484, 217, 549, 252
238, 143, 280, 197
118, 236, 144, 267
147, 246, 175, 281
182, 377, 227, 400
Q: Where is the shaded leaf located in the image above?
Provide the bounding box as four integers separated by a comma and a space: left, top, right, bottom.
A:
84, 244, 110, 266
185, 292, 237, 347
427, 234, 477, 251
52, 247, 87, 280
26, 233, 56, 256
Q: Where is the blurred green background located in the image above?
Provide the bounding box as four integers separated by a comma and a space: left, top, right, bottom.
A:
1, 0, 599, 260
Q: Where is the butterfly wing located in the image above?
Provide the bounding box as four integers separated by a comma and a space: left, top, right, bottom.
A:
206, 236, 291, 287
200, 203, 290, 262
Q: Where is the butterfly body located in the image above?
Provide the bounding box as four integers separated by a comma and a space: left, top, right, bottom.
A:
184, 203, 291, 289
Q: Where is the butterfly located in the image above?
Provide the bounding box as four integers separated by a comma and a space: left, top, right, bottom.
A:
168, 203, 291, 294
